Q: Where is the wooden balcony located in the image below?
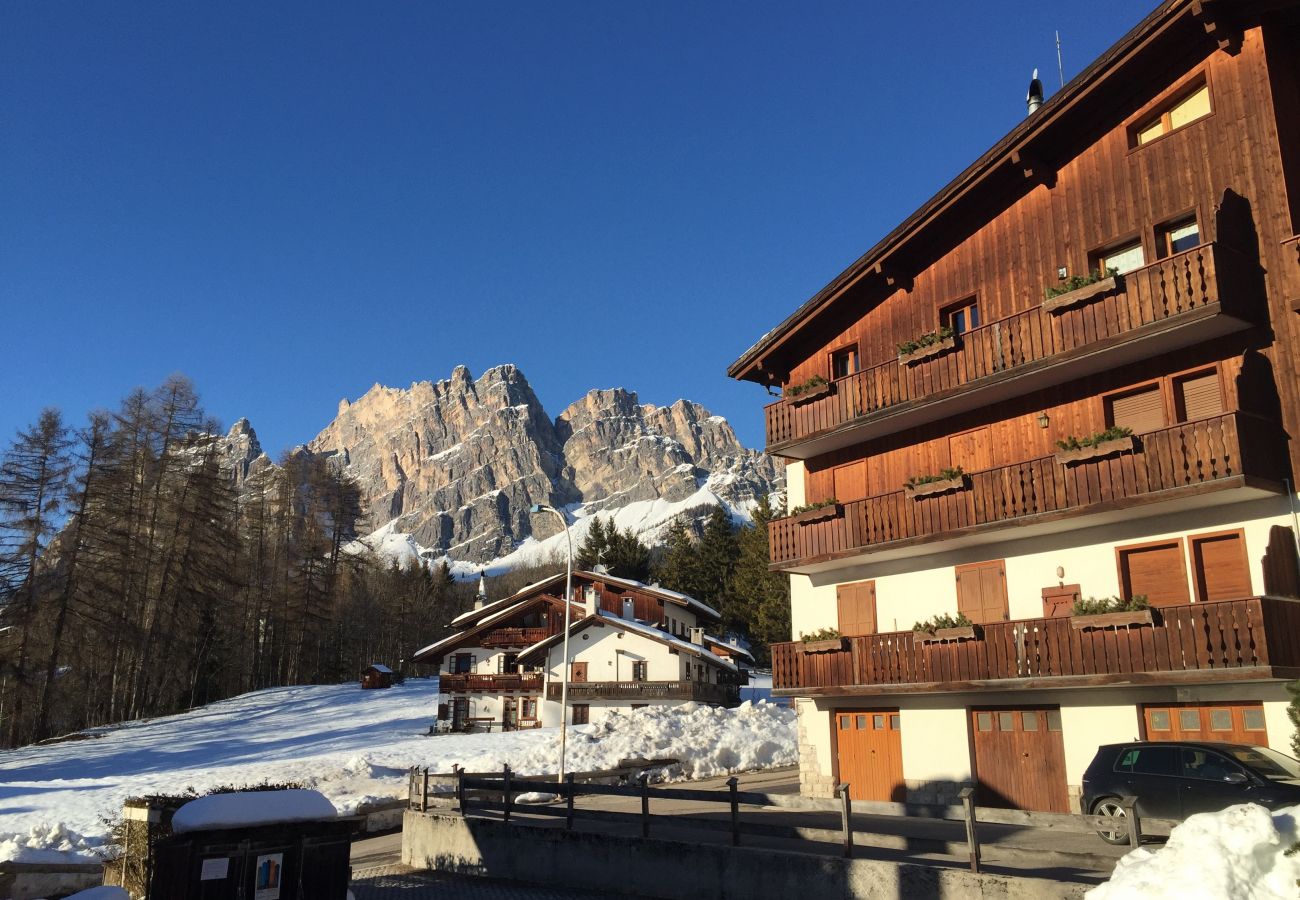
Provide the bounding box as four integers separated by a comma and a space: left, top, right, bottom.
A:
770, 596, 1300, 696
439, 673, 543, 693
765, 243, 1255, 459
769, 413, 1286, 574
478, 627, 552, 649
545, 680, 739, 705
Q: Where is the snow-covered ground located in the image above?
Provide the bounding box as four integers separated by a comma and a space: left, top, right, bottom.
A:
0, 678, 795, 865
1088, 802, 1300, 899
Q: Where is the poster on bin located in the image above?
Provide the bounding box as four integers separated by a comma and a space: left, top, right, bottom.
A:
254, 852, 283, 900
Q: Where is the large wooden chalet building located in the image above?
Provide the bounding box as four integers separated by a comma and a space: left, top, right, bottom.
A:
412, 570, 748, 731
728, 0, 1300, 813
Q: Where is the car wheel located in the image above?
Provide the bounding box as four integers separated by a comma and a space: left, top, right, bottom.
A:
1092, 797, 1131, 845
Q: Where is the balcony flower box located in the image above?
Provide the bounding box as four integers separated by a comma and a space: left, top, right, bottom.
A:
916, 625, 980, 644
905, 475, 967, 499
791, 503, 843, 526
898, 336, 956, 366
799, 637, 848, 654
1054, 435, 1136, 465
1070, 609, 1155, 630
789, 380, 834, 405
1042, 275, 1121, 313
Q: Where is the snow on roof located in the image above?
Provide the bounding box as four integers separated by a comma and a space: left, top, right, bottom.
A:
171, 789, 337, 834
367, 664, 393, 674
596, 573, 722, 621
415, 594, 576, 662
519, 611, 736, 673
704, 634, 754, 662
449, 573, 566, 627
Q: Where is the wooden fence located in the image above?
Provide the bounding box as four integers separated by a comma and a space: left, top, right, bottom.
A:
771, 595, 1300, 693
408, 766, 1175, 873
765, 241, 1247, 450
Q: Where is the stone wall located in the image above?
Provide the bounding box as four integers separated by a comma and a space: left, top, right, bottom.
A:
796, 700, 836, 798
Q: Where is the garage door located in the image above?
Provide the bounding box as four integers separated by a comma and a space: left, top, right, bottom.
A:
1143, 703, 1268, 744
835, 710, 904, 802
971, 707, 1069, 812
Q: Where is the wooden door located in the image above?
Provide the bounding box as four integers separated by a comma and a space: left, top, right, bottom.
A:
502, 697, 517, 731
837, 580, 877, 636
1143, 703, 1268, 744
1117, 540, 1190, 606
570, 662, 588, 683
572, 704, 590, 725
835, 710, 904, 802
971, 707, 1069, 812
948, 427, 992, 473
1189, 530, 1252, 602
955, 560, 1008, 624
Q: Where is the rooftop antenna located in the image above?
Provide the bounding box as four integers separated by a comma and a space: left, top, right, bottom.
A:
1056, 30, 1065, 88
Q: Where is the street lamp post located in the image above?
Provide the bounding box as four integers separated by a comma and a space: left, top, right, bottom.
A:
529, 503, 574, 783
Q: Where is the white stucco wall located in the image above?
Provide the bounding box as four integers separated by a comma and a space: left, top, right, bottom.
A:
790, 495, 1299, 637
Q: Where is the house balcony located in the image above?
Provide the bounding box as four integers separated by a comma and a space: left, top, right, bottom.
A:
765, 243, 1255, 459
545, 680, 739, 705
478, 627, 552, 649
769, 413, 1286, 575
770, 596, 1300, 696
439, 672, 543, 693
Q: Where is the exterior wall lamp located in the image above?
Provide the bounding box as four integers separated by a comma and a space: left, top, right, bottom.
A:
1037, 412, 1051, 429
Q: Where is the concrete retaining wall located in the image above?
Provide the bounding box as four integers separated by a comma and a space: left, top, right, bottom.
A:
402, 811, 1087, 899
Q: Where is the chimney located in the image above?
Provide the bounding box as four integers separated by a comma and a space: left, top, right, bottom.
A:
584, 584, 600, 617
689, 627, 705, 646
474, 573, 487, 610
622, 597, 636, 620
1026, 68, 1044, 115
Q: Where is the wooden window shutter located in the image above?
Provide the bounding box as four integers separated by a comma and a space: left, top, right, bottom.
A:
837, 581, 876, 637
1176, 371, 1223, 422
1108, 385, 1165, 433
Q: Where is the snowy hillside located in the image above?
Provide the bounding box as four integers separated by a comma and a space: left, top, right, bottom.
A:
0, 678, 792, 864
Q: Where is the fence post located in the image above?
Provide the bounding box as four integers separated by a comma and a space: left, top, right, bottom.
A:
639, 772, 650, 838
565, 773, 575, 831
1121, 795, 1142, 850
454, 764, 466, 816
959, 787, 980, 874
503, 764, 513, 824
727, 777, 740, 846
837, 783, 853, 858
421, 767, 429, 813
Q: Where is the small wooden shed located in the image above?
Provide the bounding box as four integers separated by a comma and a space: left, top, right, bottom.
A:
361, 664, 394, 690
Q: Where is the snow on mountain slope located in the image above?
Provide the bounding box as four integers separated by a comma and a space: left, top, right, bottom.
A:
0, 679, 794, 864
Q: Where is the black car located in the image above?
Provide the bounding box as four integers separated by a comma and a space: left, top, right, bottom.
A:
1081, 740, 1300, 843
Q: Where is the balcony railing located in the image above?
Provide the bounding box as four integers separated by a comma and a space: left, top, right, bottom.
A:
771, 596, 1300, 695
478, 627, 552, 648
764, 243, 1252, 457
769, 413, 1285, 573
440, 673, 543, 693
545, 680, 739, 705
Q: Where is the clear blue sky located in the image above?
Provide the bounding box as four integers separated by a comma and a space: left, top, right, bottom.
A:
1, 1, 1146, 454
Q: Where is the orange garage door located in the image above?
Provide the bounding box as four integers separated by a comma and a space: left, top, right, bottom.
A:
835, 710, 904, 802
1143, 703, 1268, 744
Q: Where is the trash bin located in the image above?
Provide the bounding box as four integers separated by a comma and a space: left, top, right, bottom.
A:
144, 789, 354, 900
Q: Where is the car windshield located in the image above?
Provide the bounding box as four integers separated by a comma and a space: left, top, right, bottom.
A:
1228, 746, 1300, 779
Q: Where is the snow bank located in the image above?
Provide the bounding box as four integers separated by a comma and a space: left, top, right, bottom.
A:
1088, 803, 1300, 900
172, 789, 337, 834
0, 679, 795, 864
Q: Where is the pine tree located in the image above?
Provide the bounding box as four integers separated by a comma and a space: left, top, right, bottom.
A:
694, 506, 740, 624
576, 517, 609, 570
653, 519, 699, 596
603, 525, 652, 582
727, 495, 789, 666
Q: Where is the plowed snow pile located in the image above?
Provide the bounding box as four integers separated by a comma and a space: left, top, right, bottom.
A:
0, 679, 794, 865
1088, 802, 1300, 899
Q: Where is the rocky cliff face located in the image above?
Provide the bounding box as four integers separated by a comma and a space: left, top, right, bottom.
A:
305, 365, 782, 564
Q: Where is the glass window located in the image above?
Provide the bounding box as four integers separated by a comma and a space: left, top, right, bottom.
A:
1210, 709, 1233, 731
1022, 711, 1039, 732
831, 347, 859, 379
1135, 82, 1211, 145
873, 714, 885, 730
1243, 708, 1266, 731
1149, 709, 1172, 731
977, 712, 993, 732
1160, 218, 1201, 257
1228, 746, 1300, 780
942, 298, 980, 336
998, 712, 1015, 732
856, 715, 867, 730
1099, 240, 1146, 275
1182, 748, 1245, 781
1046, 709, 1063, 732
1116, 746, 1178, 776
840, 717, 850, 730
889, 714, 901, 730
1179, 709, 1202, 731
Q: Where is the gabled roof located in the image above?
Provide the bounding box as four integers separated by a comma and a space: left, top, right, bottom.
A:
727, 0, 1290, 383
411, 593, 578, 663
516, 610, 738, 673
449, 570, 721, 630
704, 635, 754, 663
366, 664, 393, 674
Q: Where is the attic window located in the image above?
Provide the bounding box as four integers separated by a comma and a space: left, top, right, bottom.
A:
1133, 80, 1211, 147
